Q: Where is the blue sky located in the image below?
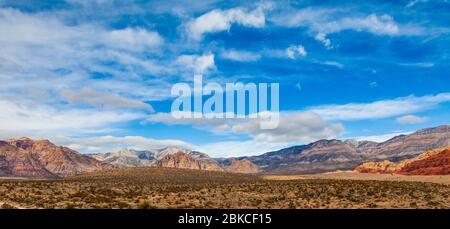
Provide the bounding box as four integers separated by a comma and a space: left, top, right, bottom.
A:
0, 0, 449, 157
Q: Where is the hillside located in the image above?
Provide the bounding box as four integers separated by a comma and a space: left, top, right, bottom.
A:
0, 138, 112, 178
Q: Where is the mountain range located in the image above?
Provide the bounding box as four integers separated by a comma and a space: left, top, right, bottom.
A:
241, 125, 450, 174
1, 125, 450, 178
89, 147, 224, 171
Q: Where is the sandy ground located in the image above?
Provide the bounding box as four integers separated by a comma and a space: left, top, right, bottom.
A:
262, 171, 450, 185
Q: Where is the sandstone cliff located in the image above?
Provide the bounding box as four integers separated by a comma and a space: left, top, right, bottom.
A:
355, 146, 450, 175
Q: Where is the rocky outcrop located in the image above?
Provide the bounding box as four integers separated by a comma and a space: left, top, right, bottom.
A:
154, 152, 223, 171
0, 137, 112, 178
355, 146, 450, 175
224, 159, 260, 174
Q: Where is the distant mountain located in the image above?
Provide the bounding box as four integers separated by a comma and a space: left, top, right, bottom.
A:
91, 147, 225, 172
355, 146, 450, 175
89, 149, 157, 167
244, 125, 450, 174
0, 137, 112, 178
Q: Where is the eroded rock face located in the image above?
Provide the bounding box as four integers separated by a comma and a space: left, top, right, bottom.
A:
0, 137, 113, 178
154, 152, 224, 171
355, 146, 450, 175
224, 159, 260, 174
0, 140, 56, 178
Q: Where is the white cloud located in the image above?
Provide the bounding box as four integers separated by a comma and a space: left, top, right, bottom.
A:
271, 7, 335, 28
406, 0, 428, 8
221, 50, 261, 62
232, 111, 343, 143
0, 99, 145, 135
396, 115, 429, 124
186, 5, 268, 40
60, 87, 154, 110
0, 9, 163, 52
310, 93, 450, 121
54, 135, 195, 153
0, 8, 171, 104
176, 54, 216, 74
398, 62, 435, 68
104, 27, 163, 51
353, 131, 413, 143
196, 140, 291, 158
273, 9, 407, 35
315, 32, 332, 48
271, 8, 424, 48
147, 111, 344, 143
286, 45, 307, 59
322, 14, 400, 35
322, 61, 343, 68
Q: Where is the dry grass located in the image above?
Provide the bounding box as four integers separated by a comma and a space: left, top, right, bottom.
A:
0, 168, 449, 209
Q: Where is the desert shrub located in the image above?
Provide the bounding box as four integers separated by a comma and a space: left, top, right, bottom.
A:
64, 203, 76, 209
1, 203, 16, 209
137, 200, 155, 209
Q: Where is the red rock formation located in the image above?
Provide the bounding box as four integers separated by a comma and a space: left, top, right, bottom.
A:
399, 149, 450, 175
355, 146, 450, 175
0, 137, 113, 178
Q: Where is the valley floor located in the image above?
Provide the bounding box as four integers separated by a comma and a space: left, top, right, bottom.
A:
263, 171, 450, 185
0, 168, 449, 209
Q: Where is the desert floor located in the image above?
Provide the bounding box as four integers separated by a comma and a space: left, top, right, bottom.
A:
0, 168, 449, 209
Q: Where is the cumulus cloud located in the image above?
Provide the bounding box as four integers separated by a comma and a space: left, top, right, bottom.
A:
396, 115, 429, 124
315, 32, 332, 48
310, 93, 450, 121
60, 87, 154, 111
186, 5, 269, 40
147, 111, 344, 143
286, 45, 307, 59
221, 50, 261, 62
175, 54, 216, 74
103, 27, 163, 51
